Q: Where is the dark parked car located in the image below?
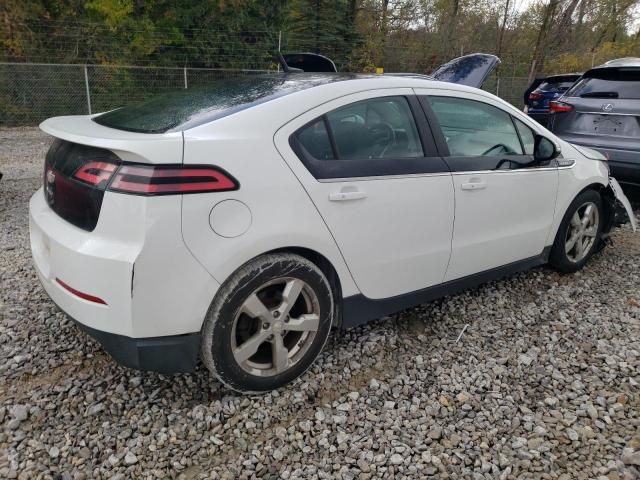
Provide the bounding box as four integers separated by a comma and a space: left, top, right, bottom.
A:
549, 58, 640, 187
524, 73, 581, 126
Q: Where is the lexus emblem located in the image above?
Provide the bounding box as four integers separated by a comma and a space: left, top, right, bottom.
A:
602, 103, 614, 113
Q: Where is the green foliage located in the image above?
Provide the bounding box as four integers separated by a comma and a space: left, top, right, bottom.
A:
285, 0, 360, 69
85, 0, 134, 28
1, 0, 639, 74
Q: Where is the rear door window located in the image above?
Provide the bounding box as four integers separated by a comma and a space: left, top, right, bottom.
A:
325, 97, 423, 160
296, 118, 334, 160
566, 69, 640, 99
291, 95, 449, 179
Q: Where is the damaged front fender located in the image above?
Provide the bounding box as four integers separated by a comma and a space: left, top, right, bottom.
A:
608, 177, 638, 232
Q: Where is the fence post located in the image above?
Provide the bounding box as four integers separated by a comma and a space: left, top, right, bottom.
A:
184, 67, 188, 89
277, 31, 282, 72
527, 59, 537, 86
83, 65, 92, 114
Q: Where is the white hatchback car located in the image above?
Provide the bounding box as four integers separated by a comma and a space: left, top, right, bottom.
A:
30, 64, 636, 392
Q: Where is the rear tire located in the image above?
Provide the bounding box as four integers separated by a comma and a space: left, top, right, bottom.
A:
201, 253, 334, 393
549, 189, 604, 273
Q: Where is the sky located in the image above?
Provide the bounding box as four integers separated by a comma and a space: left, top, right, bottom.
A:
513, 0, 640, 33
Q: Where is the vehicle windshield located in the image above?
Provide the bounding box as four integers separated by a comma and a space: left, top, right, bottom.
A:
93, 74, 350, 133
565, 68, 640, 99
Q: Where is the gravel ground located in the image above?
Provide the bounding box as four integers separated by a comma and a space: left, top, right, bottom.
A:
1, 127, 639, 480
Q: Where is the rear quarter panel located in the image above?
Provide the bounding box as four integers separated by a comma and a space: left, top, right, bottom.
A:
180, 99, 360, 299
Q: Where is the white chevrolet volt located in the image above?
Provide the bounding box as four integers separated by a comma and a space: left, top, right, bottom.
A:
29, 55, 636, 392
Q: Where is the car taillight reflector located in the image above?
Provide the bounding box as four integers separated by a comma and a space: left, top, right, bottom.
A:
549, 101, 574, 113
56, 278, 107, 305
108, 165, 239, 195
73, 161, 119, 187
529, 92, 543, 101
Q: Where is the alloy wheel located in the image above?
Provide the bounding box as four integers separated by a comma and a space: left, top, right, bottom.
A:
565, 201, 599, 263
231, 277, 320, 377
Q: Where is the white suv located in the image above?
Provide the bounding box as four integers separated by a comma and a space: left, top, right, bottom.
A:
29, 71, 636, 392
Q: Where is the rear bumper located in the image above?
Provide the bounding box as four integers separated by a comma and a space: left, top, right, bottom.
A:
44, 288, 200, 372
73, 316, 200, 373
29, 187, 219, 373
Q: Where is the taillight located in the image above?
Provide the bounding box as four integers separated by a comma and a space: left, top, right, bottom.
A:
529, 91, 543, 101
549, 101, 574, 113
73, 161, 118, 188
108, 165, 239, 195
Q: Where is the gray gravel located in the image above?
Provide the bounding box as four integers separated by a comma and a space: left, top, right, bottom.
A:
1, 127, 639, 479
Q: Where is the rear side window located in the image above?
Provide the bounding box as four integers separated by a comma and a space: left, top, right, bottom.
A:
428, 97, 523, 157
566, 68, 640, 99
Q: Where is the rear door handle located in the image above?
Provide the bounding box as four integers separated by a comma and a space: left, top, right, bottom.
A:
461, 178, 487, 191
328, 187, 367, 201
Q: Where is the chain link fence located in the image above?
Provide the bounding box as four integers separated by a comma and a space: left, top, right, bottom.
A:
0, 61, 539, 126
0, 63, 274, 125
2, 18, 625, 126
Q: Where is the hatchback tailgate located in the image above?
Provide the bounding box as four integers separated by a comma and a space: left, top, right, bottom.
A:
40, 115, 183, 165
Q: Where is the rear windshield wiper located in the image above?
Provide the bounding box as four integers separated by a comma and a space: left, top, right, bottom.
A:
579, 91, 619, 98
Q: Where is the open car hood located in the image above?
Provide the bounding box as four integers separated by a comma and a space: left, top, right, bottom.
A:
431, 53, 501, 88
281, 53, 337, 73
278, 51, 499, 89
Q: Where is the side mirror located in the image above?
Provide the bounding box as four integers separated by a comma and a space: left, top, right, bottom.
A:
534, 135, 560, 162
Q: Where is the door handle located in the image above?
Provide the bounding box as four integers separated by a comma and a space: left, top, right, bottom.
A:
461, 178, 487, 191
328, 187, 367, 201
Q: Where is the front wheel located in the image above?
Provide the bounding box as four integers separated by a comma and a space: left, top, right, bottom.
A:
549, 189, 604, 273
201, 253, 334, 393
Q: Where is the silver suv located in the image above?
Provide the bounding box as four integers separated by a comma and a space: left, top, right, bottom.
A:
550, 58, 640, 187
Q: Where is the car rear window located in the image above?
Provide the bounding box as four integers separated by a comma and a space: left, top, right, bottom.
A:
93, 74, 351, 133
565, 68, 640, 99
538, 79, 577, 92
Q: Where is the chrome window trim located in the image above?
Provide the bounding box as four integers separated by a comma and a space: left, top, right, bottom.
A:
449, 166, 559, 175
318, 172, 451, 183
317, 164, 571, 182
317, 166, 566, 183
